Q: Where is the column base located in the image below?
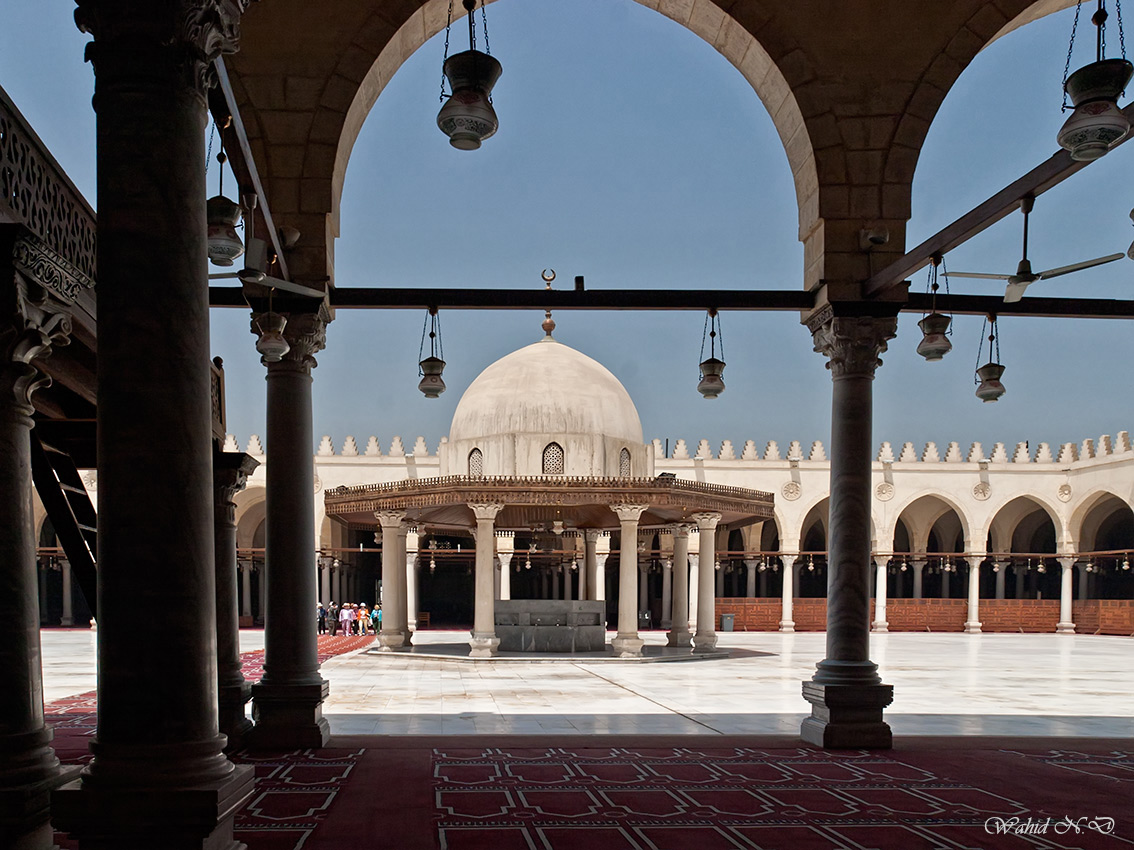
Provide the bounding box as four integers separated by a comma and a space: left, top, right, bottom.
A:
52, 764, 253, 850
468, 633, 500, 658
692, 632, 718, 653
249, 680, 330, 750
779, 620, 795, 633
665, 629, 691, 648
800, 682, 894, 749
660, 617, 672, 630
402, 629, 414, 646
871, 620, 888, 633
375, 630, 406, 652
217, 681, 253, 753
610, 633, 643, 658
963, 620, 982, 634
1, 765, 82, 850
1056, 622, 1076, 634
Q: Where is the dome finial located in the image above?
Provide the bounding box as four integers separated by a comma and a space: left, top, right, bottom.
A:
541, 269, 556, 339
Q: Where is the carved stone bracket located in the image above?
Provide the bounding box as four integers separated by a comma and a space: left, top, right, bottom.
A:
1, 277, 73, 416
75, 0, 253, 98
214, 452, 260, 523
808, 312, 898, 379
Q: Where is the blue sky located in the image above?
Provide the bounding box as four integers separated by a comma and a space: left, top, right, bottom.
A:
3, 1, 1132, 454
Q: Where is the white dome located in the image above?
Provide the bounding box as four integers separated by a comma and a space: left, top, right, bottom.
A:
443, 334, 649, 478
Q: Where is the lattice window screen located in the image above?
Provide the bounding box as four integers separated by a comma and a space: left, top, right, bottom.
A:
542, 442, 565, 475
468, 448, 483, 477
619, 448, 631, 477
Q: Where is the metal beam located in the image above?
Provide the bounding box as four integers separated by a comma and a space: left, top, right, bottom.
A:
209, 285, 1134, 318
865, 101, 1134, 298
208, 58, 290, 283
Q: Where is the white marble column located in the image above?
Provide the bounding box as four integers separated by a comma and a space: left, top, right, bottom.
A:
595, 553, 609, 602
1057, 556, 1076, 634
912, 559, 925, 599
407, 554, 419, 632
319, 560, 331, 607
692, 512, 721, 652
376, 512, 406, 651
660, 559, 673, 629
745, 559, 758, 598
60, 559, 74, 626
576, 549, 587, 601
1077, 563, 1090, 600
964, 556, 983, 634
872, 558, 888, 633
241, 563, 253, 617
687, 554, 699, 633
667, 529, 691, 646
469, 503, 504, 657
994, 561, 1006, 599
498, 553, 512, 600
611, 504, 648, 657
638, 563, 649, 617
779, 555, 797, 632
583, 530, 598, 601
802, 313, 895, 749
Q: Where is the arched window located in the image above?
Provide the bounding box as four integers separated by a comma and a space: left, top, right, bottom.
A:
619, 447, 631, 477
542, 442, 564, 475
468, 448, 483, 478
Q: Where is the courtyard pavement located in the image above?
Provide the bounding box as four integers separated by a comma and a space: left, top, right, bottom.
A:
40, 628, 1134, 738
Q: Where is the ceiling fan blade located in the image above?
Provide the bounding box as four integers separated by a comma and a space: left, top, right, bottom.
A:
1003, 280, 1030, 302
1036, 253, 1125, 280
946, 271, 1013, 281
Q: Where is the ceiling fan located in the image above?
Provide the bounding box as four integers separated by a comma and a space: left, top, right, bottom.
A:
949, 195, 1125, 303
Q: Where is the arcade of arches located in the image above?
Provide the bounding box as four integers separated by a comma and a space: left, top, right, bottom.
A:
2, 1, 1132, 849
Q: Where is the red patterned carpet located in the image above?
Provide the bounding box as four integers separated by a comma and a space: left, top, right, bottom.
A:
44, 641, 1134, 849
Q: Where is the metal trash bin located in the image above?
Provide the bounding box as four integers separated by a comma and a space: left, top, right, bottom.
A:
720, 613, 735, 632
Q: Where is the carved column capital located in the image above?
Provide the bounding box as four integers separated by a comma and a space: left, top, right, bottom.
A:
690, 512, 721, 532
375, 510, 406, 531
469, 502, 505, 522
213, 452, 259, 522
807, 310, 897, 379
75, 0, 252, 98
2, 279, 73, 417
611, 504, 648, 523
254, 307, 330, 373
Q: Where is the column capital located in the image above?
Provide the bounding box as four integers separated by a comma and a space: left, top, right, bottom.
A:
2, 276, 72, 417
690, 511, 721, 531
257, 307, 331, 372
583, 528, 601, 543
807, 311, 897, 379
75, 0, 252, 98
375, 510, 407, 530
965, 555, 985, 570
213, 451, 259, 503
469, 502, 505, 521
611, 503, 649, 523
670, 524, 691, 539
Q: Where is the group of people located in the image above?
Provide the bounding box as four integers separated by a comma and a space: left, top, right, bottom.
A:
317, 601, 381, 636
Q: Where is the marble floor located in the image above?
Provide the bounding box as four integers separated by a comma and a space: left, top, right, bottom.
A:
39, 629, 1134, 737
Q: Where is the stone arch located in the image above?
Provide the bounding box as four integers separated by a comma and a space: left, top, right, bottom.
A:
232, 0, 819, 286
235, 489, 267, 549
1071, 490, 1134, 552
884, 492, 973, 554
987, 494, 1062, 555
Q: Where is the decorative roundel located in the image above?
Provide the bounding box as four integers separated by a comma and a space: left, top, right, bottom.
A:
781, 481, 802, 501
314, 474, 323, 494
875, 482, 894, 501
1057, 483, 1073, 503
972, 482, 991, 501
82, 471, 97, 492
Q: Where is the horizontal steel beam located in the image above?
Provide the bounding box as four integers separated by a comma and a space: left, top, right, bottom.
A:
209, 285, 1134, 318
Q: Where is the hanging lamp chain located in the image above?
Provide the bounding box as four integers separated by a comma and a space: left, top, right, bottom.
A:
481, 0, 491, 56
466, 0, 477, 53
440, 0, 455, 101
1063, 0, 1084, 110
1118, 0, 1128, 58
206, 122, 216, 176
